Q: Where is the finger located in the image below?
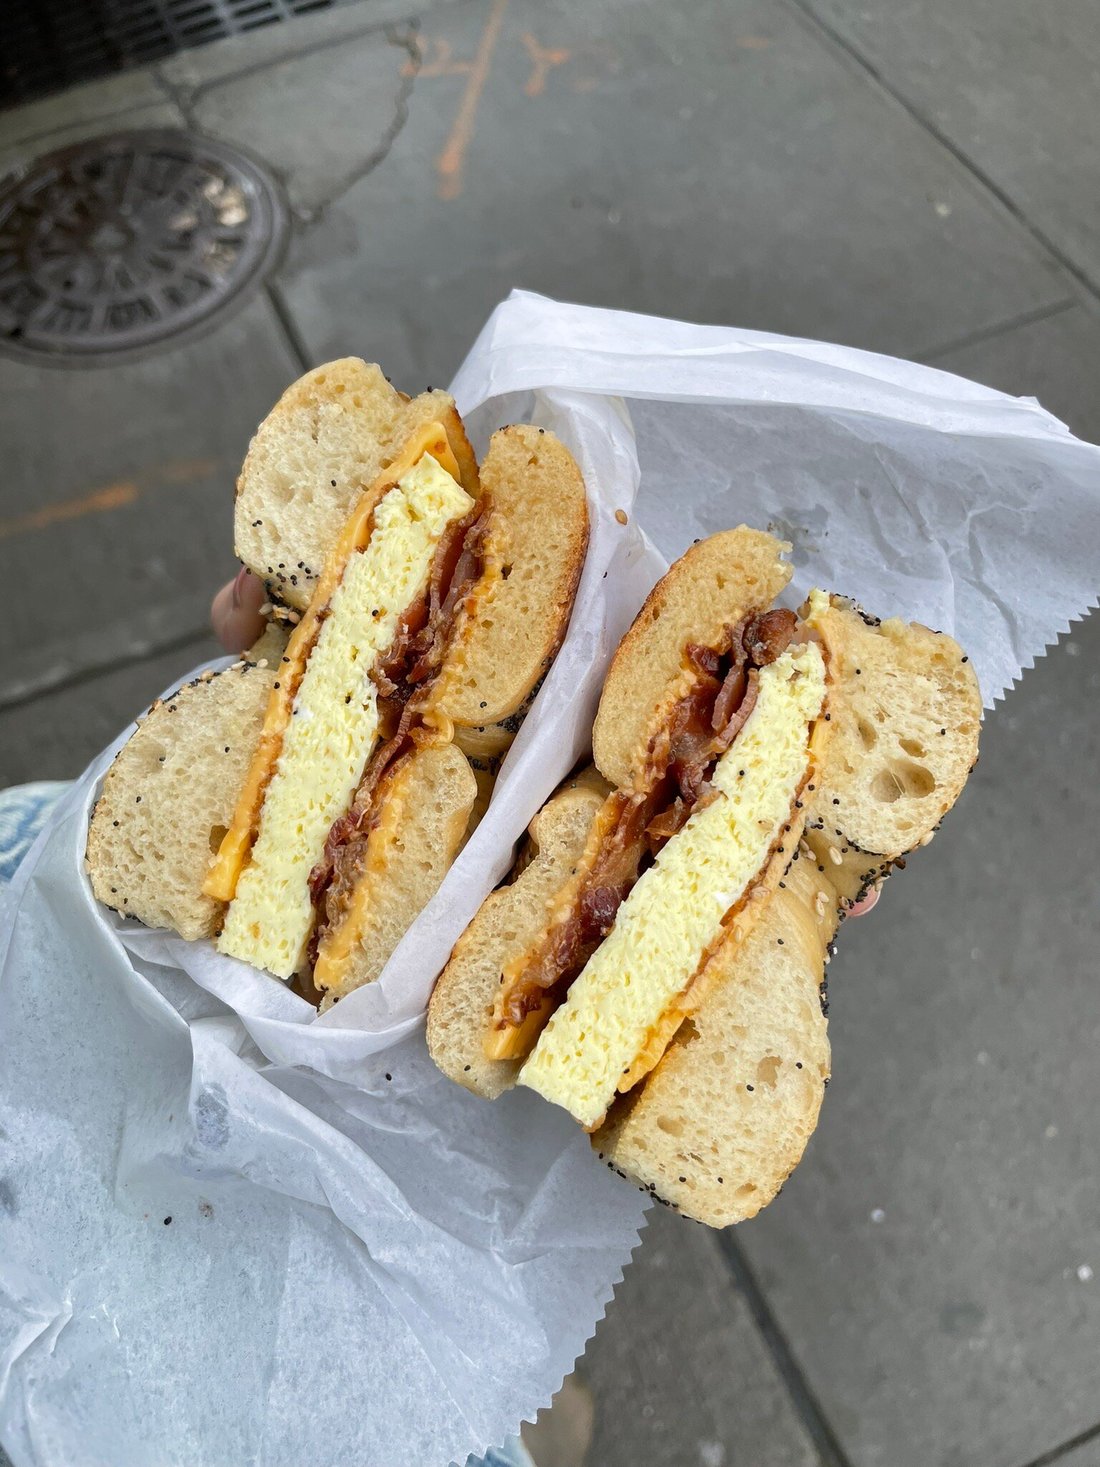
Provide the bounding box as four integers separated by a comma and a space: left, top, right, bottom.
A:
846, 885, 880, 918
211, 567, 267, 653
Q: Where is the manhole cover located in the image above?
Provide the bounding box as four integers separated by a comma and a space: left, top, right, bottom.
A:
0, 129, 288, 365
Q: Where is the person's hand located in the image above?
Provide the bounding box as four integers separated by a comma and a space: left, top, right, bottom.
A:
847, 887, 879, 917
211, 567, 267, 653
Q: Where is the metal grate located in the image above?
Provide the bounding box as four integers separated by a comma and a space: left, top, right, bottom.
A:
1, 0, 354, 109
0, 129, 287, 364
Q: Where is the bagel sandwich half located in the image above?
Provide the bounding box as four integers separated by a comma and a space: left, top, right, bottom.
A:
87, 365, 590, 1006
427, 529, 981, 1225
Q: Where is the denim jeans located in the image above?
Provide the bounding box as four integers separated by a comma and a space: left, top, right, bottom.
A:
0, 780, 534, 1467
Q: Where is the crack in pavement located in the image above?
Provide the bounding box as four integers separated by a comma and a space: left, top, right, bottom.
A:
293, 20, 423, 228
154, 21, 424, 230
155, 12, 423, 108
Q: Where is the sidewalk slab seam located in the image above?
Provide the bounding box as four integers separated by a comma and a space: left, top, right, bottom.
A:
780, 0, 1100, 307
777, 0, 1089, 305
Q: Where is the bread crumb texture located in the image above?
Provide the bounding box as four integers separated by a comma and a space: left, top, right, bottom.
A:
86, 664, 275, 940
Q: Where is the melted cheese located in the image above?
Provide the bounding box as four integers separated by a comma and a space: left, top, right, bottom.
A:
204, 423, 462, 904
310, 746, 432, 995
518, 641, 827, 1128
216, 453, 473, 977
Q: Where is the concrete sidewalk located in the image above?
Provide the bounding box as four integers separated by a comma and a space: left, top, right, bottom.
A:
2, 3, 1098, 1464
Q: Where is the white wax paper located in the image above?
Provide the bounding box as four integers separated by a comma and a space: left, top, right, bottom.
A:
3, 291, 1099, 1467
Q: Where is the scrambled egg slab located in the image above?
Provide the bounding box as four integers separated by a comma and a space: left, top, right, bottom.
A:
518, 641, 827, 1127
218, 455, 473, 977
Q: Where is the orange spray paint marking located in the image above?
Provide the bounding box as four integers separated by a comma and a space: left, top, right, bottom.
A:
407, 37, 472, 79
436, 0, 510, 200
0, 458, 224, 541
0, 481, 139, 540
156, 457, 220, 484
520, 34, 570, 96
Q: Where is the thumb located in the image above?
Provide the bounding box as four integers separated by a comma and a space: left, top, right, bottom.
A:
211, 567, 267, 653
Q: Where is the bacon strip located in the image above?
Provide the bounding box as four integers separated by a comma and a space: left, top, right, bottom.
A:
306, 504, 488, 934
501, 785, 664, 1027
494, 606, 800, 1033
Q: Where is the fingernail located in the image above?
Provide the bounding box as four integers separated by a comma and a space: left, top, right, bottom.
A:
232, 566, 250, 610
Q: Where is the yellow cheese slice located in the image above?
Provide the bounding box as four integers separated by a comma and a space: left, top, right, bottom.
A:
204, 423, 462, 905
518, 640, 827, 1128
215, 449, 473, 977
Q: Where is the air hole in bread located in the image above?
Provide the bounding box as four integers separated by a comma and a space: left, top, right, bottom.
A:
857, 718, 878, 750
735, 1183, 757, 1199
334, 383, 346, 395
657, 1115, 685, 1137
871, 768, 904, 803
208, 824, 228, 855
677, 1018, 698, 1048
269, 470, 296, 506
871, 761, 936, 803
756, 1055, 781, 1090
898, 761, 936, 796
899, 737, 927, 758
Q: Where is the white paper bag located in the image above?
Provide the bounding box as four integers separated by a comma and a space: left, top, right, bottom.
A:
2, 292, 1098, 1467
